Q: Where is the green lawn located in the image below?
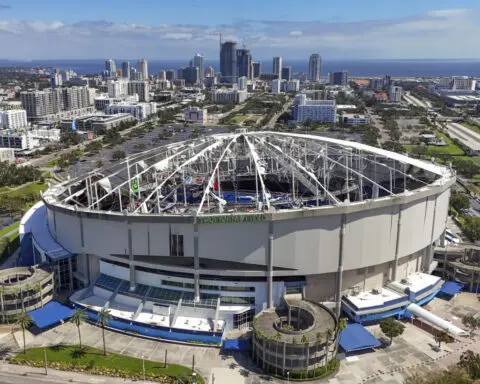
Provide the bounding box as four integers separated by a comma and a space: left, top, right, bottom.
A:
0, 221, 19, 237
13, 345, 203, 383
0, 181, 47, 196
404, 130, 465, 156
462, 122, 480, 135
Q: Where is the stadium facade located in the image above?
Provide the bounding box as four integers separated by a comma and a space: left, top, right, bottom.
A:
20, 131, 455, 342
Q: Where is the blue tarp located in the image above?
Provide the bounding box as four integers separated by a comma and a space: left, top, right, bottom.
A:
29, 301, 73, 329
223, 338, 251, 351
439, 281, 464, 297
339, 323, 381, 352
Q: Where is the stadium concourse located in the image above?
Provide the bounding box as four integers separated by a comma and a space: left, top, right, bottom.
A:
18, 131, 457, 347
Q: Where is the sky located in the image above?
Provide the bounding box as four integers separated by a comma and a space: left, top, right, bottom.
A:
1, 0, 480, 60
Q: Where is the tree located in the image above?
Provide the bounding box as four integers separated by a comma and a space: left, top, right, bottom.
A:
462, 314, 480, 335
379, 317, 405, 345
98, 308, 112, 356
452, 158, 480, 178
458, 350, 480, 380
96, 160, 104, 168
16, 311, 33, 354
111, 150, 126, 161
463, 216, 480, 242
274, 332, 281, 376
434, 331, 453, 348
451, 192, 470, 212
70, 308, 87, 349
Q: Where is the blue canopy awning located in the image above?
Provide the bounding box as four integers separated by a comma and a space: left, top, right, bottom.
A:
439, 281, 464, 297
339, 323, 381, 352
29, 301, 73, 329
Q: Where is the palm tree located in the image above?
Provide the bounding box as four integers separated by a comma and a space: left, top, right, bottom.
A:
315, 332, 323, 373
0, 286, 5, 323
10, 287, 20, 313
70, 308, 87, 349
325, 329, 334, 367
16, 311, 33, 354
98, 309, 112, 356
301, 335, 309, 379
34, 283, 43, 308
274, 332, 282, 376
336, 317, 348, 351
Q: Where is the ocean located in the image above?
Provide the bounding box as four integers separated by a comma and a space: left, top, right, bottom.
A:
1, 59, 480, 78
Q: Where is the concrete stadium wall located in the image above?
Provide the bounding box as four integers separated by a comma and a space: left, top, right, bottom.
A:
45, 184, 452, 281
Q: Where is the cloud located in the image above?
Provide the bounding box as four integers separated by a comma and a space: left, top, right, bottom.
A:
0, 4, 11, 9
0, 8, 479, 59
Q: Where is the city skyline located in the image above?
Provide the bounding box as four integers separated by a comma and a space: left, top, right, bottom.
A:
0, 1, 480, 59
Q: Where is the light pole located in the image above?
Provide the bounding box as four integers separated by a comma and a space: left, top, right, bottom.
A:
44, 348, 47, 375
287, 371, 290, 383
142, 355, 145, 381
192, 372, 197, 384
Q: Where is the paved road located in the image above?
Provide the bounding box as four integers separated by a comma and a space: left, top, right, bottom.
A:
265, 98, 293, 130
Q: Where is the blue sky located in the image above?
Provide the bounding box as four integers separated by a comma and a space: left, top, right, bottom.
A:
1, 0, 480, 59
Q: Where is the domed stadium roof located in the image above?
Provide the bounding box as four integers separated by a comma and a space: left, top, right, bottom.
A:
45, 131, 454, 216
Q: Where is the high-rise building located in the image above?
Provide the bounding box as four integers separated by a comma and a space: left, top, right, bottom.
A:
122, 62, 131, 78
0, 110, 28, 129
388, 86, 403, 103
191, 53, 204, 81
286, 80, 300, 92
182, 67, 200, 84
236, 49, 252, 80
329, 70, 349, 86
107, 79, 129, 98
50, 73, 63, 88
220, 41, 237, 83
138, 59, 148, 80
273, 57, 282, 79
204, 66, 215, 78
128, 81, 150, 102
104, 59, 117, 78
165, 70, 175, 81
281, 66, 292, 81
252, 62, 262, 78
21, 87, 92, 121
158, 70, 166, 81
271, 79, 282, 94
238, 76, 248, 91
308, 54, 322, 82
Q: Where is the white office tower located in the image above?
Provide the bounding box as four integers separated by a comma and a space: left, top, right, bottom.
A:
191, 53, 205, 81
0, 109, 28, 129
107, 79, 129, 98
158, 70, 167, 81
138, 59, 149, 80
273, 57, 282, 79
286, 80, 300, 92
388, 86, 403, 103
238, 76, 247, 91
292, 94, 336, 123
271, 79, 282, 94
308, 54, 322, 82
128, 81, 150, 102
105, 59, 117, 78
50, 73, 63, 88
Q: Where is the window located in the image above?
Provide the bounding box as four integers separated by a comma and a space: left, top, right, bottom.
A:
221, 286, 255, 292
170, 234, 184, 256
233, 309, 254, 329
221, 296, 255, 305
357, 268, 365, 276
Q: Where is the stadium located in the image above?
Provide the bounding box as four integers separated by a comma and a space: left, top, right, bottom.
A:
19, 131, 455, 345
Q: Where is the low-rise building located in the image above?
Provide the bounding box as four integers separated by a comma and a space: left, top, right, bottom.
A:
184, 107, 207, 124
0, 109, 28, 129
210, 89, 248, 104
286, 80, 300, 92
292, 94, 336, 123
62, 113, 135, 134
104, 102, 157, 120
94, 94, 139, 111
341, 113, 370, 125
